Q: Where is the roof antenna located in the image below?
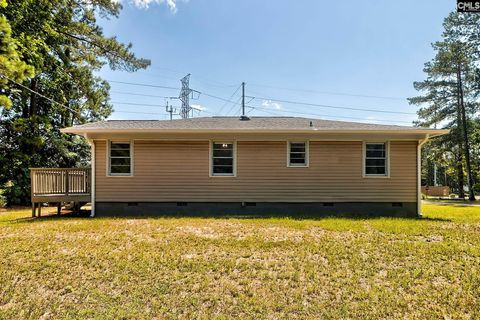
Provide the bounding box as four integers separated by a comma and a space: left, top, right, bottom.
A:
240, 82, 250, 121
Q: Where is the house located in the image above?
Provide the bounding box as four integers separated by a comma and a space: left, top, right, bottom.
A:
58, 116, 448, 217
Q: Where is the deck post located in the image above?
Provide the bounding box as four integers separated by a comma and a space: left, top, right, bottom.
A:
65, 171, 69, 196
38, 203, 42, 217
32, 203, 36, 217
57, 202, 62, 215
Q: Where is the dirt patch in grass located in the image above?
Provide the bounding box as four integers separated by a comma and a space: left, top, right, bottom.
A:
0, 204, 480, 319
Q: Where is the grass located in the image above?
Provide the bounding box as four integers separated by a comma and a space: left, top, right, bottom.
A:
1, 204, 480, 319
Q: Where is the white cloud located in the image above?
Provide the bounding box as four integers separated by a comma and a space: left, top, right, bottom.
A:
365, 116, 380, 122
117, 0, 180, 12
191, 104, 206, 111
261, 100, 282, 110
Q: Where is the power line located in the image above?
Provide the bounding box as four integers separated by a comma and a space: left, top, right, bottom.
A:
107, 78, 413, 115
112, 101, 166, 107
111, 101, 214, 115
247, 95, 416, 115
149, 67, 239, 88
196, 88, 414, 121
226, 96, 243, 116
250, 106, 413, 124
110, 91, 177, 99
106, 79, 179, 90
248, 83, 407, 101
192, 107, 214, 115
216, 83, 242, 115
112, 100, 412, 124
114, 110, 168, 116
106, 78, 238, 106
105, 78, 416, 117
0, 73, 79, 114
196, 90, 241, 105
251, 106, 283, 116
1, 73, 173, 118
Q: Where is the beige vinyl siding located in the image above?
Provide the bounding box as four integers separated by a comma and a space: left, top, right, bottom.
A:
94, 140, 417, 203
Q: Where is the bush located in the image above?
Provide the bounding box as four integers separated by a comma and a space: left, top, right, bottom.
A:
1, 173, 31, 206
473, 183, 480, 193
2, 183, 30, 206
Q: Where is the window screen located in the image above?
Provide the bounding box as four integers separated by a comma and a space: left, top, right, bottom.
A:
365, 143, 387, 175
212, 142, 234, 175
109, 142, 131, 175
289, 142, 307, 166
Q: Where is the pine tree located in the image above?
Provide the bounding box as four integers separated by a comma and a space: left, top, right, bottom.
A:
410, 13, 480, 201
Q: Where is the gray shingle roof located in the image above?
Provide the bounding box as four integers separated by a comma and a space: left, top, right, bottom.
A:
62, 116, 445, 133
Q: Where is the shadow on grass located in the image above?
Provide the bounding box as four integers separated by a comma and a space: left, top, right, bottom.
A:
13, 210, 451, 223
10, 210, 91, 223
424, 201, 480, 208
109, 213, 451, 222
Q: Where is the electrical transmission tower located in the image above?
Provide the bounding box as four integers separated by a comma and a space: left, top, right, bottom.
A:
179, 74, 192, 118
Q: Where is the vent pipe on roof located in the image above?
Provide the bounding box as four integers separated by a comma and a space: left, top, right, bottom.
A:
240, 82, 250, 121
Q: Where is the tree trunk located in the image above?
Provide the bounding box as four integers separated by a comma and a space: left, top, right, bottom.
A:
455, 72, 466, 199
457, 65, 476, 201
457, 157, 465, 198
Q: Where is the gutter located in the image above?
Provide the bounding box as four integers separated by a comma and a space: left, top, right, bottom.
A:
417, 134, 430, 217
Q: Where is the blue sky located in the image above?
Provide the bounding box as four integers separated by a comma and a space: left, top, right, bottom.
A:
99, 0, 455, 125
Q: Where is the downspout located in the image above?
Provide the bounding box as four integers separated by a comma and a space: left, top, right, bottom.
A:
417, 134, 430, 217
85, 134, 96, 218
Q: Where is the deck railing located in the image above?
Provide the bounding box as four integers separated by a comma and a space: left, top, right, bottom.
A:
30, 168, 91, 196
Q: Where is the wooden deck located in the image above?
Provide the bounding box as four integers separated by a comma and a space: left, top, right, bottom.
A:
30, 168, 91, 216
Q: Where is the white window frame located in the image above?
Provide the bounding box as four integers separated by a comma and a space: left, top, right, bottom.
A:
209, 141, 237, 177
107, 140, 134, 177
287, 141, 309, 167
362, 141, 390, 178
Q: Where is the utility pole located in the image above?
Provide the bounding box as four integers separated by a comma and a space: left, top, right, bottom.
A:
179, 74, 192, 119
240, 82, 249, 120
165, 101, 176, 120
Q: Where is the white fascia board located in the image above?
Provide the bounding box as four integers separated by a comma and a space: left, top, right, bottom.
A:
61, 128, 450, 136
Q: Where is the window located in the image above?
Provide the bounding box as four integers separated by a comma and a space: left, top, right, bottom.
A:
364, 142, 388, 176
288, 141, 308, 167
211, 142, 235, 176
109, 142, 132, 176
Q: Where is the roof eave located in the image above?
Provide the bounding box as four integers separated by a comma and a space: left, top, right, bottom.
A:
61, 128, 450, 135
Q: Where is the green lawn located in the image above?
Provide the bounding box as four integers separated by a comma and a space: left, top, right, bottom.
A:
1, 204, 480, 319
